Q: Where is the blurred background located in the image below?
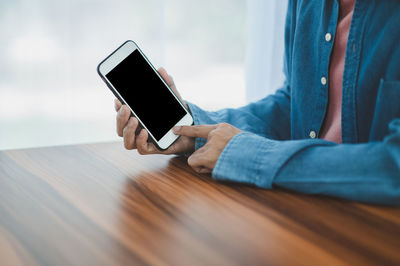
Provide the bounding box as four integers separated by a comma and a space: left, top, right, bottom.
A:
0, 0, 287, 150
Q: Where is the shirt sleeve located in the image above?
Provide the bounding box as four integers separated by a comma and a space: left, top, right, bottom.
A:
212, 119, 400, 205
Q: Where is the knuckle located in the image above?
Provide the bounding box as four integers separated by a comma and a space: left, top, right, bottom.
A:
125, 122, 133, 131
208, 129, 216, 138
124, 137, 134, 150
117, 113, 126, 126
126, 119, 137, 131
192, 126, 199, 134
124, 141, 132, 150
117, 125, 123, 137
122, 126, 129, 138
137, 141, 148, 155
137, 147, 145, 155
210, 128, 223, 138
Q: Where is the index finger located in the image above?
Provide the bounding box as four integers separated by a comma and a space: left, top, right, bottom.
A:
173, 124, 217, 138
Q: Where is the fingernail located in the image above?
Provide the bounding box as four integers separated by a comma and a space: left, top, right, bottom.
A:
173, 126, 181, 133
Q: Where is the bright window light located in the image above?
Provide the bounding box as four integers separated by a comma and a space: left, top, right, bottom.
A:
0, 0, 246, 150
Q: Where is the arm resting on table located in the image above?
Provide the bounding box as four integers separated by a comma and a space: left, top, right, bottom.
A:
212, 119, 400, 205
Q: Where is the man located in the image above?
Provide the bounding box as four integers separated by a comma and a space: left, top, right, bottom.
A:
115, 0, 400, 205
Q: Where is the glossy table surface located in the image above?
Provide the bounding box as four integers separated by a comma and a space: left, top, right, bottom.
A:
1, 142, 399, 266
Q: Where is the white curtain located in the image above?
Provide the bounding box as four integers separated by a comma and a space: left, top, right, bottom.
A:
245, 0, 288, 103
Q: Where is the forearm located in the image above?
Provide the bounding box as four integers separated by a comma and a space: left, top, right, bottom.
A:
212, 120, 400, 205
275, 141, 400, 205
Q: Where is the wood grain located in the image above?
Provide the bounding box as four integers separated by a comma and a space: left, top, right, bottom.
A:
0, 142, 399, 266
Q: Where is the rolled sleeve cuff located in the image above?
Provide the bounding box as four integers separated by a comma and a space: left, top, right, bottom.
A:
212, 132, 328, 189
187, 102, 216, 150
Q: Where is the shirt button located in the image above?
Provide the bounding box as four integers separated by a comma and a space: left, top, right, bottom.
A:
309, 130, 317, 139
321, 76, 327, 86
325, 33, 332, 42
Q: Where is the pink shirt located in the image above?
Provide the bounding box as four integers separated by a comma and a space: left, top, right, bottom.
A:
319, 0, 356, 143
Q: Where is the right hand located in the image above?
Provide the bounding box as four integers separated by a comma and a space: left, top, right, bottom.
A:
115, 67, 195, 155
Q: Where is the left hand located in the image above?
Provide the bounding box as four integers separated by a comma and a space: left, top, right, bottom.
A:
174, 123, 242, 174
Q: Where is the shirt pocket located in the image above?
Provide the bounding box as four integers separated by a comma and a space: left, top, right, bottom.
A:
369, 79, 400, 141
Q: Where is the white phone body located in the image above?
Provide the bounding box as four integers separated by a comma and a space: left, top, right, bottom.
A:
97, 40, 193, 150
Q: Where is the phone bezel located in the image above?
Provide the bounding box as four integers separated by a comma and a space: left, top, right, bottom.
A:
97, 40, 193, 150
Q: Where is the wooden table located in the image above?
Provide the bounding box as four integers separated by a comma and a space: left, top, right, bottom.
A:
0, 142, 399, 266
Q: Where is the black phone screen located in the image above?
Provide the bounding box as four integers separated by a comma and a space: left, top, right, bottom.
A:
106, 50, 187, 141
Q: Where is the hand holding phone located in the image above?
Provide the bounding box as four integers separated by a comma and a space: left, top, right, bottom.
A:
98, 41, 194, 150
115, 68, 196, 155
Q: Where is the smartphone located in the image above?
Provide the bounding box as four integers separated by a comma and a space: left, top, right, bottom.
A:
97, 40, 193, 150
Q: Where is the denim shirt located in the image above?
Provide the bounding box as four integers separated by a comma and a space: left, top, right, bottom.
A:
187, 0, 400, 205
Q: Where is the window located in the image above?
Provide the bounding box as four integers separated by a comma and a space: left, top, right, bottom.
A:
0, 0, 246, 150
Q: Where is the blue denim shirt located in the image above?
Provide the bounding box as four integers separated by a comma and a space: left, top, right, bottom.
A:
187, 0, 400, 205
